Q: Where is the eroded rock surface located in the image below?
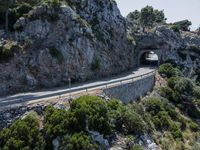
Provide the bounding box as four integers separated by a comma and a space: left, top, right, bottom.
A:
0, 0, 135, 96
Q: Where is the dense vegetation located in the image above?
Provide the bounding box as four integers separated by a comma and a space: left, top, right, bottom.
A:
127, 6, 166, 31
0, 1, 199, 150
159, 63, 200, 119
1, 62, 200, 150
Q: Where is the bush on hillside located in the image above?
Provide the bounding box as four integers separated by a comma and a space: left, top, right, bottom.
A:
107, 99, 124, 130
169, 122, 182, 139
49, 0, 61, 7
170, 25, 180, 33
193, 86, 200, 98
0, 112, 45, 150
174, 78, 193, 95
70, 96, 111, 134
131, 145, 144, 150
60, 132, 98, 150
188, 121, 199, 132
152, 111, 171, 130
44, 106, 69, 139
159, 87, 179, 103
194, 99, 200, 108
159, 63, 181, 78
167, 77, 179, 89
120, 105, 147, 134
167, 77, 194, 96
144, 98, 164, 115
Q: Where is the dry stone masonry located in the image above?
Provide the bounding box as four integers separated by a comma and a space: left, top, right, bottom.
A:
104, 74, 155, 103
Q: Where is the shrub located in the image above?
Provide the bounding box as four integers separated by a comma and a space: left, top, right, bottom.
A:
121, 105, 146, 134
60, 132, 98, 150
107, 99, 123, 111
170, 25, 180, 33
167, 77, 193, 94
158, 111, 171, 128
168, 77, 193, 94
144, 98, 164, 115
44, 106, 69, 139
159, 87, 179, 103
194, 99, 200, 107
50, 0, 61, 7
193, 86, 200, 98
159, 63, 181, 78
177, 116, 187, 130
188, 121, 199, 132
70, 96, 111, 134
164, 103, 178, 119
0, 46, 14, 62
131, 145, 144, 150
164, 59, 177, 66
0, 112, 45, 150
167, 77, 179, 89
152, 111, 171, 130
169, 122, 182, 139
107, 99, 124, 130
173, 77, 193, 95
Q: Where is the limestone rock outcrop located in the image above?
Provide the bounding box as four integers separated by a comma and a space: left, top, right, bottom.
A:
0, 0, 200, 96
0, 0, 135, 96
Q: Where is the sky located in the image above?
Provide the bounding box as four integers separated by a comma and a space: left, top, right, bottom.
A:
115, 0, 200, 30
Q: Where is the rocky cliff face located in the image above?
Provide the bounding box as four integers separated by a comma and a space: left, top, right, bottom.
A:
0, 0, 135, 95
132, 25, 200, 80
0, 0, 200, 96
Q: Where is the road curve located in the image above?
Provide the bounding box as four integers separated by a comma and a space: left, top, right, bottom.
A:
0, 67, 156, 108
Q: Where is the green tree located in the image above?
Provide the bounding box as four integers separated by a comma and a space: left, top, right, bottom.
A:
60, 132, 98, 150
120, 105, 147, 134
70, 96, 111, 134
44, 106, 69, 138
154, 9, 166, 24
0, 112, 45, 150
159, 63, 182, 78
140, 6, 155, 32
127, 6, 166, 32
127, 10, 140, 23
144, 98, 164, 115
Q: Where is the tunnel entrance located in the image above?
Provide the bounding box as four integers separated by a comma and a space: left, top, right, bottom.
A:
140, 51, 159, 66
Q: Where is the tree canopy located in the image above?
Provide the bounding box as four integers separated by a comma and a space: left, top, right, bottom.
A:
127, 6, 167, 31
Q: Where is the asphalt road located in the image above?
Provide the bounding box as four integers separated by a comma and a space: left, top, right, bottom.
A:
0, 67, 156, 108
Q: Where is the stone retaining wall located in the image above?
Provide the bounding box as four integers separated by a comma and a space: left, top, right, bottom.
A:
103, 74, 155, 103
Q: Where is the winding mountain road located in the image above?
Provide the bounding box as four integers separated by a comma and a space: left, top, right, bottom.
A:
0, 67, 156, 109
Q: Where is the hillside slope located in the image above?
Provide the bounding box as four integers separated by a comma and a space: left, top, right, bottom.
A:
0, 0, 135, 96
